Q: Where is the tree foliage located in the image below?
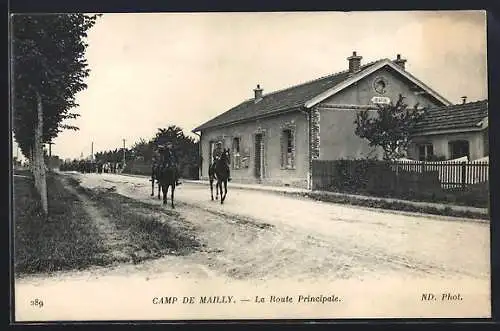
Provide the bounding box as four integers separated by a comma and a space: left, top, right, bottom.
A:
94, 125, 199, 172
12, 14, 100, 158
152, 125, 199, 167
354, 94, 427, 160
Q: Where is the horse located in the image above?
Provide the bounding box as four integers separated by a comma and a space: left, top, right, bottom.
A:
215, 148, 231, 204
150, 163, 161, 199
158, 163, 177, 209
209, 157, 219, 201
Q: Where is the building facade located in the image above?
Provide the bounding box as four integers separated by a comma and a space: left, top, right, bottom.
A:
193, 52, 451, 188
408, 99, 489, 161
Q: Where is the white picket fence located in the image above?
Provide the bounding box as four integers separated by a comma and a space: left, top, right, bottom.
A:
394, 156, 489, 189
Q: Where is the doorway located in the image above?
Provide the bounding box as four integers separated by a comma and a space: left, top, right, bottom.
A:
254, 133, 263, 179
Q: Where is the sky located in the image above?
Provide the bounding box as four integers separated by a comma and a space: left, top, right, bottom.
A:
13, 10, 488, 161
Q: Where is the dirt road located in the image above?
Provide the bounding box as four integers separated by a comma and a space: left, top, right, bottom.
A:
14, 171, 491, 320
55, 172, 490, 281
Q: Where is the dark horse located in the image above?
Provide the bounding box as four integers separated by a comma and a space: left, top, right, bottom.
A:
150, 163, 161, 199
158, 164, 177, 209
215, 148, 230, 204
209, 156, 219, 201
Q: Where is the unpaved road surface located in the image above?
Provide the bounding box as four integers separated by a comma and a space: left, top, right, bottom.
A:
14, 172, 491, 320
42, 172, 490, 282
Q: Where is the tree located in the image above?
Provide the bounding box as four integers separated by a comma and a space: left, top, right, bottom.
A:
153, 126, 199, 169
12, 14, 100, 214
354, 94, 427, 161
93, 125, 200, 178
131, 138, 154, 161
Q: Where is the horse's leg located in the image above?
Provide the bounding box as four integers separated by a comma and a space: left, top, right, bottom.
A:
151, 175, 155, 196
222, 179, 228, 204
218, 180, 223, 204
215, 177, 220, 200
162, 184, 167, 205
220, 180, 225, 204
171, 184, 175, 209
157, 178, 161, 200
210, 178, 214, 200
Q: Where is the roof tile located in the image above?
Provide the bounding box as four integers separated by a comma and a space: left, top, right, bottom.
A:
412, 100, 488, 134
193, 60, 383, 131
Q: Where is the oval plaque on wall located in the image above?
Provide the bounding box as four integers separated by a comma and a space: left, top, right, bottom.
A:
373, 76, 389, 95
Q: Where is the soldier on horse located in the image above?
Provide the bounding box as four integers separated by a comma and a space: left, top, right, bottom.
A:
157, 141, 182, 186
212, 142, 231, 182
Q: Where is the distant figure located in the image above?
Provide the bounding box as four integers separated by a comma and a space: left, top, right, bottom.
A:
97, 160, 103, 174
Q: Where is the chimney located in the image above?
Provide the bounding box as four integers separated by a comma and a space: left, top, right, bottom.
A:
347, 51, 362, 75
394, 54, 407, 70
462, 96, 467, 104
254, 84, 263, 103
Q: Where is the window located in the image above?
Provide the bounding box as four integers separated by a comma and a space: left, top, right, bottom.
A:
417, 143, 434, 161
232, 137, 241, 169
449, 140, 470, 160
281, 128, 295, 169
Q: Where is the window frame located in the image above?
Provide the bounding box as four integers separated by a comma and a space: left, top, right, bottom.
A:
232, 136, 242, 170
280, 122, 296, 170
417, 143, 434, 161
448, 140, 470, 160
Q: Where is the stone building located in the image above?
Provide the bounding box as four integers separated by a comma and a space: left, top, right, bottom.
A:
192, 51, 451, 188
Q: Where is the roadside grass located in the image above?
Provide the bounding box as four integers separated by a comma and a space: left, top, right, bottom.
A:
66, 177, 202, 264
14, 170, 109, 276
305, 191, 489, 221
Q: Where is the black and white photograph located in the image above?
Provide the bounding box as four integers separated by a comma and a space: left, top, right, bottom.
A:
11, 10, 490, 321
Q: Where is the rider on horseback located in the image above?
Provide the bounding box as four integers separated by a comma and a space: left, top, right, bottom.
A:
158, 141, 182, 186
214, 144, 232, 182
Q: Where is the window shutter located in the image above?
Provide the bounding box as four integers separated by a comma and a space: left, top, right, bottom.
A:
290, 129, 295, 168
280, 131, 285, 168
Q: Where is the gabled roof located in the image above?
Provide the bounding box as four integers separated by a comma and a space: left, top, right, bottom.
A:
192, 58, 452, 132
412, 99, 488, 135
304, 59, 451, 108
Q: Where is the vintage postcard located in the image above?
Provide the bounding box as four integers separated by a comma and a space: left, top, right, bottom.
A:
11, 10, 490, 321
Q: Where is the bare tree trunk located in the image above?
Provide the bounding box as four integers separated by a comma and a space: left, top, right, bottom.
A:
29, 147, 35, 181
34, 91, 48, 215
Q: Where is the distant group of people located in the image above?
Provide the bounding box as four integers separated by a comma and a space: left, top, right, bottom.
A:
59, 159, 124, 174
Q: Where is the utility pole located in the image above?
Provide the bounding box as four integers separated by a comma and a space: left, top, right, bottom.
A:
48, 142, 53, 157
91, 141, 94, 160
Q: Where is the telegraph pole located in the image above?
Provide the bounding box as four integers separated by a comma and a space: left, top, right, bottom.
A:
91, 141, 94, 160
48, 142, 53, 157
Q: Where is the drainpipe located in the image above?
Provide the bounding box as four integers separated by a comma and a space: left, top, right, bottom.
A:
193, 131, 202, 180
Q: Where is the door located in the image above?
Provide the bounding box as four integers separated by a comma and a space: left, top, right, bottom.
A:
254, 134, 263, 178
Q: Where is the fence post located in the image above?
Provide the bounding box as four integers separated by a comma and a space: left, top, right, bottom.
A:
461, 161, 466, 190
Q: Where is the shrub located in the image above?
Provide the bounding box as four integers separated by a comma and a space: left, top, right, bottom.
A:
313, 159, 488, 208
